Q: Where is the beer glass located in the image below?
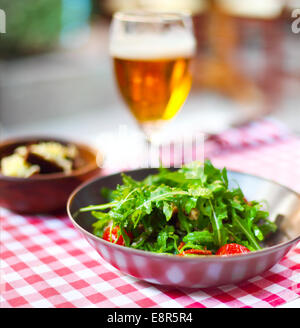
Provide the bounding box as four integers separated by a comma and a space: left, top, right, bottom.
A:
109, 11, 196, 143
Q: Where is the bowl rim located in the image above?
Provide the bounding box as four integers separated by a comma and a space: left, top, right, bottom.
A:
67, 167, 300, 261
0, 135, 101, 181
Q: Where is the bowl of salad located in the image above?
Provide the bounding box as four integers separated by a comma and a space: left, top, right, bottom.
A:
67, 160, 300, 288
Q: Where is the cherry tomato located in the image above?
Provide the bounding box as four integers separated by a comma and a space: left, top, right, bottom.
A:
178, 242, 185, 251
216, 243, 250, 256
243, 197, 252, 206
178, 248, 212, 256
102, 226, 133, 246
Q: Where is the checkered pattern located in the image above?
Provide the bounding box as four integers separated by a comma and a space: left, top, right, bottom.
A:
1, 118, 299, 308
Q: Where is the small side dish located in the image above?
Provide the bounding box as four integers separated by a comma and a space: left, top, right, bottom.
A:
79, 160, 277, 256
0, 141, 78, 177
0, 136, 101, 214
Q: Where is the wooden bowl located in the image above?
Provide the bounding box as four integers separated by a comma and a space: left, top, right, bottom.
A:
0, 136, 101, 214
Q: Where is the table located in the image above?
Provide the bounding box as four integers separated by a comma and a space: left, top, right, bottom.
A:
1, 118, 299, 308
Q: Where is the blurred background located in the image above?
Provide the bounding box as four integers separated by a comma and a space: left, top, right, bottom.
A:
0, 0, 300, 142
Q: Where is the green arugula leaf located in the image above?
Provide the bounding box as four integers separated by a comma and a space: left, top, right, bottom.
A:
163, 202, 173, 221
209, 199, 228, 247
231, 208, 261, 250
183, 230, 214, 246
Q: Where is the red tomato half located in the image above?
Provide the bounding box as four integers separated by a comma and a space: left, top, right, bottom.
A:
243, 197, 252, 206
178, 248, 212, 256
178, 242, 185, 251
216, 243, 250, 256
102, 226, 133, 246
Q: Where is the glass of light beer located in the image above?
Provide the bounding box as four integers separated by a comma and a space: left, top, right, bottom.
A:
109, 11, 196, 143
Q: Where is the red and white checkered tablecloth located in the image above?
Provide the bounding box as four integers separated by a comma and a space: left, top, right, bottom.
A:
1, 118, 299, 308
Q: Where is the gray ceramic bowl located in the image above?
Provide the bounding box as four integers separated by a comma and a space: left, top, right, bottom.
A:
67, 169, 300, 288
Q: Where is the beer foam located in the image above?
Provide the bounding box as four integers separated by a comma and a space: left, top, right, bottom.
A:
110, 31, 196, 60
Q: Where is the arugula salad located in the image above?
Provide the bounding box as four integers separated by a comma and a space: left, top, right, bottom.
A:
79, 160, 277, 256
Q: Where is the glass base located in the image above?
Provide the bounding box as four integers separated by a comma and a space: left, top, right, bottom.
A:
138, 120, 166, 145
